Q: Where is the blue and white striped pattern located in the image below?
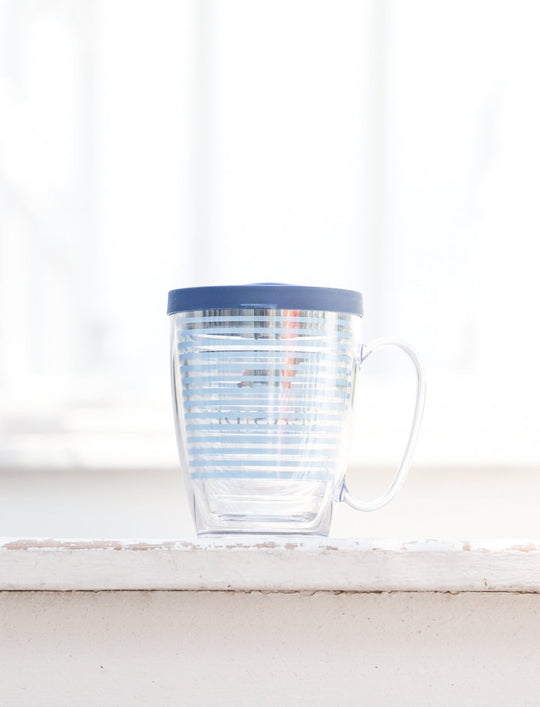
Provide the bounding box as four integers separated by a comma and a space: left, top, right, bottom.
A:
172, 309, 358, 483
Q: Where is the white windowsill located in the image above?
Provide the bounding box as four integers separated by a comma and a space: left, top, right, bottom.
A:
1, 537, 540, 592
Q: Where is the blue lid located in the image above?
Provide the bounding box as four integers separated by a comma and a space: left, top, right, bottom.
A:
167, 284, 363, 316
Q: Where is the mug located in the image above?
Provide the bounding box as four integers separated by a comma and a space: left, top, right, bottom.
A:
168, 284, 425, 535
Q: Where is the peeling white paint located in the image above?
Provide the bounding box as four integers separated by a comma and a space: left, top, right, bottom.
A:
1, 537, 540, 592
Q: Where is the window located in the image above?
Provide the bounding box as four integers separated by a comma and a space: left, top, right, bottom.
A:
1, 0, 539, 472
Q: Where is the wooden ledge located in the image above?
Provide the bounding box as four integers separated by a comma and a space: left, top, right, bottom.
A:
1, 537, 540, 592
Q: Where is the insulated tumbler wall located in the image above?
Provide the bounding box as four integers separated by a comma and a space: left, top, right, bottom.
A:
168, 284, 425, 535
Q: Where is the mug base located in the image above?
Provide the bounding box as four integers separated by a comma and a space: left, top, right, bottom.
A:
190, 478, 333, 536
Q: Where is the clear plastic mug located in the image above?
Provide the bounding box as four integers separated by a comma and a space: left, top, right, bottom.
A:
168, 284, 425, 535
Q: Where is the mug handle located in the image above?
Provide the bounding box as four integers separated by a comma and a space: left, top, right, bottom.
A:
341, 338, 426, 512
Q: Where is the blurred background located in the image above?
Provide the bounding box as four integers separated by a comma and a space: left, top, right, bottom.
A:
1, 0, 540, 536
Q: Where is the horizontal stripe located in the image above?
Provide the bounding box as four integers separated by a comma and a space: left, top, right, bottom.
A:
188, 450, 334, 459
186, 434, 341, 445
190, 458, 329, 468
184, 423, 342, 433
180, 366, 352, 378
182, 411, 347, 421
181, 376, 352, 392
176, 320, 355, 339
183, 418, 348, 428
178, 353, 353, 365
178, 338, 352, 347
178, 349, 353, 360
190, 470, 332, 481
186, 443, 338, 450
187, 447, 338, 456
181, 316, 351, 326
180, 389, 349, 400
176, 314, 351, 325
182, 407, 348, 416
180, 382, 350, 394
181, 393, 349, 404
178, 327, 353, 338
180, 365, 352, 385
183, 408, 348, 416
178, 349, 351, 357
187, 442, 338, 452
182, 411, 347, 420
182, 413, 349, 423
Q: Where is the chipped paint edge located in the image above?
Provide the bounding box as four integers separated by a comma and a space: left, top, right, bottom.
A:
2, 537, 540, 553
1, 537, 540, 592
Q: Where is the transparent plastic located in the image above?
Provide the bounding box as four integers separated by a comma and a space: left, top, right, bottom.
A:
170, 308, 425, 535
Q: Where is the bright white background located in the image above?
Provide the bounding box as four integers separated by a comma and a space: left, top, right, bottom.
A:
1, 0, 540, 473
3, 9, 540, 703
